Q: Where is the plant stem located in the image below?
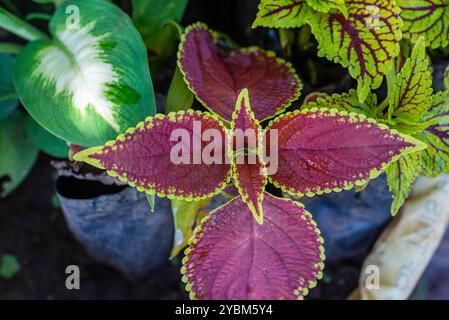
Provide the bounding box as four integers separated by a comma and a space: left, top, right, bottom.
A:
0, 7, 48, 42
377, 68, 397, 118
0, 42, 23, 54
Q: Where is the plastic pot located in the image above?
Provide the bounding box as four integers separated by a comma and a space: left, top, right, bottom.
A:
56, 176, 173, 281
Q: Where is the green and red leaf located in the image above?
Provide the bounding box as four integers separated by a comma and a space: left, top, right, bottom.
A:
398, 0, 449, 49
266, 108, 426, 197
388, 37, 433, 130
386, 152, 422, 216
308, 0, 402, 102
230, 89, 267, 224
253, 0, 310, 28
303, 89, 378, 118
416, 91, 449, 176
307, 0, 348, 15
182, 193, 325, 300
178, 23, 302, 122
252, 0, 348, 28
74, 111, 231, 200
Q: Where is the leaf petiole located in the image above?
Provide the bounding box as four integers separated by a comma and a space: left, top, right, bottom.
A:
0, 7, 49, 42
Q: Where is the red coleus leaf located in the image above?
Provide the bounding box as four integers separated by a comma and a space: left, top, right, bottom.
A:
182, 193, 324, 300
266, 108, 427, 197
230, 89, 267, 224
178, 23, 302, 122
73, 111, 231, 200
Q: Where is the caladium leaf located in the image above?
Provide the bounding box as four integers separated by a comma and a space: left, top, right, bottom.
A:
416, 91, 449, 176
0, 53, 18, 120
25, 116, 69, 158
178, 23, 302, 122
0, 111, 38, 198
398, 0, 449, 49
388, 37, 433, 128
386, 152, 422, 216
170, 197, 212, 259
73, 111, 231, 200
266, 108, 427, 197
182, 193, 325, 300
304, 89, 378, 118
308, 0, 402, 102
14, 0, 156, 147
231, 89, 267, 224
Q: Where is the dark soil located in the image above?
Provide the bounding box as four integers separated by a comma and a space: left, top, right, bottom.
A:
0, 155, 186, 300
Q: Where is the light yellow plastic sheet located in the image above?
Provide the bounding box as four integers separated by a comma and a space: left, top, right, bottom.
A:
349, 175, 449, 300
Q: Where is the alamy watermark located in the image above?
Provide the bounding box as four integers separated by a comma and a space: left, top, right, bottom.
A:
169, 121, 279, 175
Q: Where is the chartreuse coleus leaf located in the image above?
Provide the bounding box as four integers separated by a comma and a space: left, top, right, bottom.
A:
303, 92, 330, 105
416, 91, 449, 176
252, 0, 348, 28
307, 0, 348, 14
170, 197, 211, 259
25, 116, 69, 158
14, 0, 156, 147
386, 152, 422, 215
302, 89, 378, 118
0, 110, 38, 198
178, 23, 302, 122
398, 0, 449, 49
266, 108, 426, 197
0, 53, 18, 120
388, 37, 433, 131
182, 193, 325, 300
230, 89, 267, 224
308, 0, 402, 102
73, 111, 231, 200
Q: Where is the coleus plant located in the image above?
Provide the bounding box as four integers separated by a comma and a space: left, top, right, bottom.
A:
305, 37, 449, 215
253, 0, 402, 102
74, 24, 425, 299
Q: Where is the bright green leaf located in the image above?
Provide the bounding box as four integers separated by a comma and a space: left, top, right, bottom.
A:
398, 0, 449, 49
388, 37, 433, 128
170, 197, 211, 259
25, 116, 69, 158
304, 89, 378, 118
0, 254, 20, 279
14, 0, 156, 147
306, 0, 348, 15
166, 66, 194, 113
308, 0, 402, 102
253, 0, 310, 28
146, 192, 156, 213
387, 152, 422, 216
132, 0, 188, 60
0, 111, 38, 198
416, 91, 449, 177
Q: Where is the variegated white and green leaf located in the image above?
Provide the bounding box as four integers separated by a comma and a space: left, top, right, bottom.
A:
14, 0, 156, 147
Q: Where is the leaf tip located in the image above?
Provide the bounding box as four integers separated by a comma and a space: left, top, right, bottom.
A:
73, 146, 105, 169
